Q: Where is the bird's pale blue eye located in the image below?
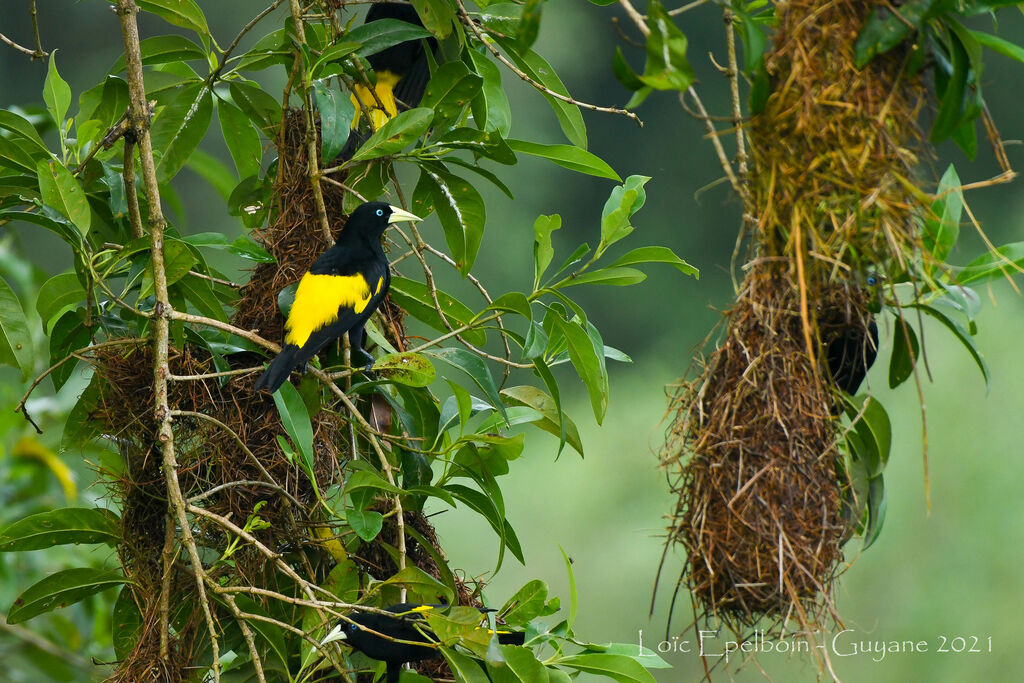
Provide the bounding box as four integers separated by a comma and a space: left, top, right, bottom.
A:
349, 623, 358, 631
867, 276, 877, 286
376, 209, 384, 217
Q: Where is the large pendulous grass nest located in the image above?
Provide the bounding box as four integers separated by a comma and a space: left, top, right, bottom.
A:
662, 0, 931, 636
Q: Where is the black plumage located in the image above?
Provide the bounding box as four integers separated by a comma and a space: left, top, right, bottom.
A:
253, 202, 421, 393
826, 318, 879, 397
321, 603, 525, 683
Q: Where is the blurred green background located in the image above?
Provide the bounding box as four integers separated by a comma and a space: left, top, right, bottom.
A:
2, 1, 1023, 681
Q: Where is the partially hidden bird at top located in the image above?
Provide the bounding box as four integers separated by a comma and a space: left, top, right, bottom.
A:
253, 201, 421, 393
350, 2, 437, 133
320, 603, 525, 683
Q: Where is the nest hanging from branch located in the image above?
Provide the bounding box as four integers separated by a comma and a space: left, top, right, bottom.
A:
662, 0, 930, 633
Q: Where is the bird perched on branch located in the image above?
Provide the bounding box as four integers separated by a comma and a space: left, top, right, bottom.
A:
320, 603, 525, 683
253, 201, 421, 393
350, 2, 437, 132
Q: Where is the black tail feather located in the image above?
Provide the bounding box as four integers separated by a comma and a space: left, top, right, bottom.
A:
253, 344, 300, 393
497, 631, 526, 646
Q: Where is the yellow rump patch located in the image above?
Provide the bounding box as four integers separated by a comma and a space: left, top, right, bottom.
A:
350, 71, 401, 131
284, 273, 372, 348
409, 605, 435, 613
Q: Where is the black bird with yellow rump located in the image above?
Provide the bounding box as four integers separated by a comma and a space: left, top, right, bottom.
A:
253, 201, 421, 393
348, 2, 437, 134
320, 603, 525, 683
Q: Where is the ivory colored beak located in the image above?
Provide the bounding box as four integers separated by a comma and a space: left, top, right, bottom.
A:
388, 206, 422, 224
320, 624, 347, 645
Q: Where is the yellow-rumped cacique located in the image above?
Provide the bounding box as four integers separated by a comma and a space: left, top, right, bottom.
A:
320, 603, 525, 683
348, 3, 437, 133
253, 202, 421, 393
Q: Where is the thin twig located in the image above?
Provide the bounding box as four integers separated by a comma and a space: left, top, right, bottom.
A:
0, 32, 46, 59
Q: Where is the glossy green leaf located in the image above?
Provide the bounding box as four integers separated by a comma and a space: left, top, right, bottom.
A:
957, 241, 1024, 284
501, 385, 582, 456
532, 214, 561, 288
176, 273, 228, 322
37, 272, 86, 331
913, 303, 989, 388
468, 49, 511, 136
971, 29, 1024, 63
853, 0, 934, 67
229, 81, 281, 134
0, 209, 82, 247
507, 139, 619, 180
351, 107, 433, 161
924, 165, 962, 264
419, 167, 486, 274
49, 309, 90, 390
0, 276, 33, 381
313, 79, 355, 163
0, 111, 48, 155
430, 347, 505, 422
0, 508, 120, 551
502, 645, 547, 682
217, 99, 262, 180
380, 565, 455, 604
605, 245, 698, 277
390, 276, 487, 346
577, 644, 671, 669
557, 653, 656, 683
411, 0, 456, 38
310, 41, 361, 77
140, 238, 196, 299
931, 27, 969, 144
36, 158, 91, 234
111, 35, 205, 71
7, 567, 126, 624
441, 647, 490, 683
151, 84, 213, 182
552, 317, 606, 423
373, 352, 436, 387
421, 61, 483, 133
888, 318, 919, 389
349, 19, 433, 58
112, 586, 142, 660
600, 175, 650, 252
613, 46, 644, 92
43, 50, 72, 128
493, 38, 586, 148
347, 489, 383, 542
640, 1, 695, 91
555, 267, 646, 288
271, 380, 316, 475
135, 0, 210, 36
844, 394, 891, 477
863, 475, 887, 549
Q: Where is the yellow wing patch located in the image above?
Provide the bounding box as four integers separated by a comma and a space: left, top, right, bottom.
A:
285, 273, 372, 348
350, 71, 401, 131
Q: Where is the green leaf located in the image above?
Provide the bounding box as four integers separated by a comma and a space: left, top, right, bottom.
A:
0, 209, 82, 247
888, 318, 920, 389
411, 0, 456, 38
957, 241, 1024, 284
605, 245, 698, 277
36, 159, 91, 234
640, 1, 695, 91
501, 385, 583, 456
441, 647, 490, 683
500, 580, 548, 625
863, 475, 887, 549
853, 0, 934, 68
313, 79, 355, 163
390, 276, 487, 346
217, 99, 262, 180
229, 81, 282, 134
555, 267, 646, 288
346, 468, 402, 495
843, 394, 891, 477
493, 38, 586, 148
37, 272, 86, 332
373, 352, 436, 387
483, 292, 532, 322
49, 309, 90, 390
600, 175, 650, 252
135, 0, 210, 36
271, 381, 316, 475
347, 490, 383, 542
421, 61, 483, 133
0, 276, 33, 381
44, 50, 72, 128
912, 303, 989, 388
552, 317, 607, 423
613, 46, 645, 92
176, 273, 228, 322
468, 49, 511, 136
501, 645, 548, 682
430, 348, 505, 422
111, 35, 206, 71
419, 167, 486, 274
349, 19, 433, 58
380, 565, 455, 604
112, 586, 142, 660
0, 110, 49, 155
532, 214, 561, 289
507, 140, 619, 180
578, 644, 671, 669
557, 653, 656, 683
7, 567, 126, 624
310, 41, 361, 77
445, 482, 523, 566
972, 29, 1024, 63
351, 107, 434, 161
924, 164, 962, 264
931, 27, 969, 144
140, 238, 196, 299
151, 84, 213, 182
0, 508, 120, 551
